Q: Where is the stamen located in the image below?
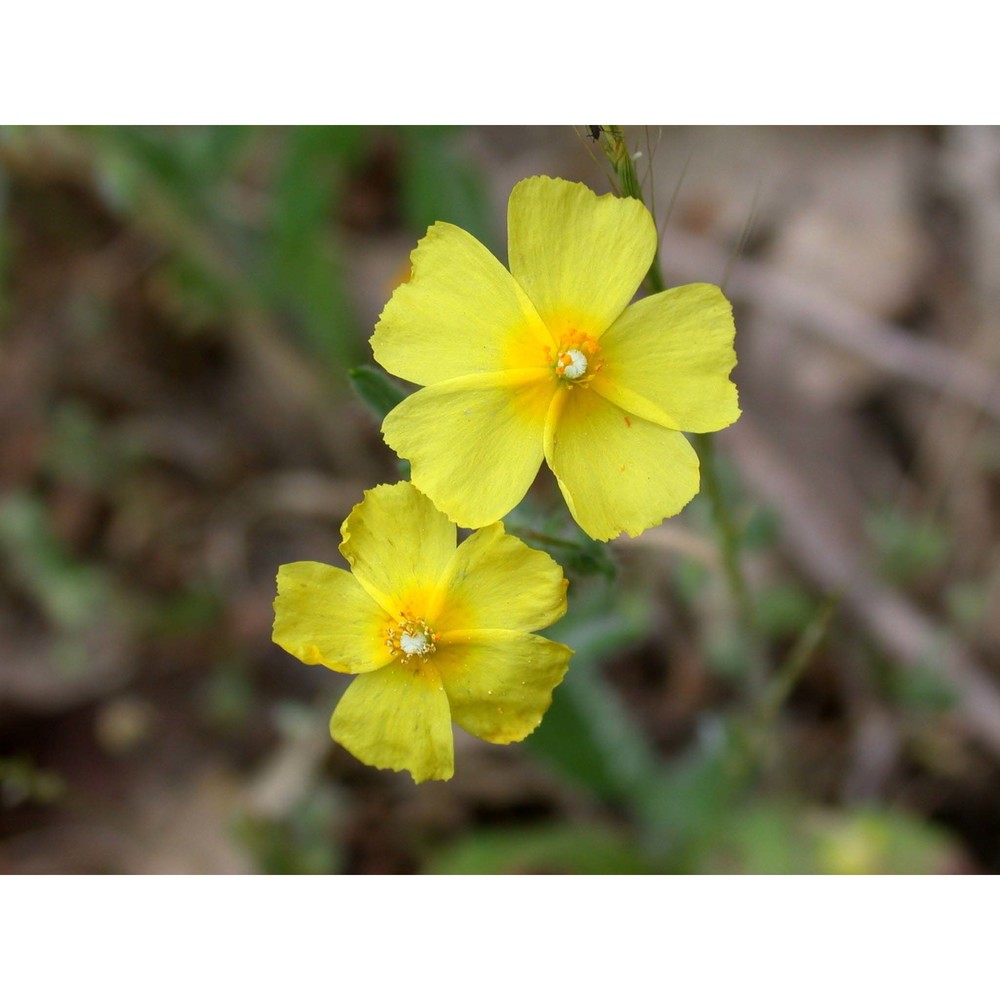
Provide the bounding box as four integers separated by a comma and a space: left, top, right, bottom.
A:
385, 614, 439, 662
550, 329, 602, 384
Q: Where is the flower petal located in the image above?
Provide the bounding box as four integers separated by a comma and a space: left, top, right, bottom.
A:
330, 661, 454, 783
436, 631, 572, 744
381, 371, 555, 529
371, 222, 553, 386
434, 523, 568, 634
273, 561, 391, 673
339, 482, 455, 616
544, 388, 700, 541
507, 176, 656, 338
594, 283, 740, 433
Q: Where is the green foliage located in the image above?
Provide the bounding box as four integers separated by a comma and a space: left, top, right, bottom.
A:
522, 529, 617, 583
740, 505, 781, 552
887, 660, 958, 712
705, 621, 752, 679
143, 583, 223, 638
43, 400, 131, 491
234, 788, 342, 875
558, 532, 618, 581
526, 582, 656, 800
671, 553, 709, 606
753, 581, 820, 640
0, 492, 115, 633
348, 364, 411, 421
197, 659, 256, 734
397, 127, 495, 248
945, 579, 988, 632
93, 126, 252, 216
426, 823, 651, 875
153, 254, 231, 332
263, 126, 367, 369
0, 756, 66, 808
706, 803, 955, 875
635, 727, 746, 869
84, 126, 377, 379
76, 125, 498, 384
867, 505, 950, 585
505, 500, 619, 584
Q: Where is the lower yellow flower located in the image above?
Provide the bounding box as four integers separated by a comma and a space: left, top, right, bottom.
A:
371, 175, 740, 541
272, 482, 573, 783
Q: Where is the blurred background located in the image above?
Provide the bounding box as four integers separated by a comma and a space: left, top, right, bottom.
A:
0, 125, 998, 874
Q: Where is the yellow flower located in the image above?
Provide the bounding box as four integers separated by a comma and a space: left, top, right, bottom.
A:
272, 482, 572, 783
371, 175, 740, 541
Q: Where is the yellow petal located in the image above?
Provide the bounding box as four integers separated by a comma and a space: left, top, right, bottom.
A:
436, 631, 572, 744
273, 561, 391, 673
594, 283, 740, 433
507, 176, 656, 338
381, 371, 555, 529
434, 522, 568, 634
339, 482, 455, 616
544, 388, 700, 541
330, 661, 454, 783
371, 222, 553, 386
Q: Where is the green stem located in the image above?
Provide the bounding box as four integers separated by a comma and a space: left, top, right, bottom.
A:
598, 127, 666, 296
735, 593, 840, 788
515, 529, 584, 551
694, 434, 766, 698
758, 594, 839, 725
694, 435, 751, 617
595, 125, 765, 694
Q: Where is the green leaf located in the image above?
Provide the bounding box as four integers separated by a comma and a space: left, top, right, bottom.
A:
704, 802, 957, 875
0, 756, 66, 808
753, 581, 819, 640
0, 492, 114, 632
397, 127, 494, 249
262, 127, 365, 372
888, 660, 958, 712
526, 584, 656, 800
867, 505, 950, 585
348, 364, 410, 420
425, 823, 650, 875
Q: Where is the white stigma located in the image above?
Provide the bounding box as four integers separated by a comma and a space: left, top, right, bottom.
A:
400, 631, 431, 656
562, 349, 588, 379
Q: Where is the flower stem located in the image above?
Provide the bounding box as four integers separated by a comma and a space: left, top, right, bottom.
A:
598, 127, 667, 296
694, 433, 767, 697
757, 593, 839, 727
594, 125, 766, 695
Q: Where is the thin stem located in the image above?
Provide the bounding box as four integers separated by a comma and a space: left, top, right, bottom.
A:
737, 593, 840, 789
595, 125, 766, 693
695, 436, 749, 615
758, 594, 840, 726
598, 127, 666, 296
694, 433, 767, 698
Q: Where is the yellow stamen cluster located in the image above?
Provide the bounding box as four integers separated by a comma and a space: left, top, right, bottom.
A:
385, 614, 440, 661
544, 329, 603, 384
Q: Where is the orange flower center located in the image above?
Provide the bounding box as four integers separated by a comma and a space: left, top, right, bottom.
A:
385, 614, 439, 661
545, 329, 602, 385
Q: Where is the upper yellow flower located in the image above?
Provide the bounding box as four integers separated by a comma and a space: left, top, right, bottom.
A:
272, 482, 572, 783
371, 176, 740, 541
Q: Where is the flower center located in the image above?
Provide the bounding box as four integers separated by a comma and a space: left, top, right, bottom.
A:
560, 349, 588, 379
546, 329, 602, 384
385, 615, 439, 661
